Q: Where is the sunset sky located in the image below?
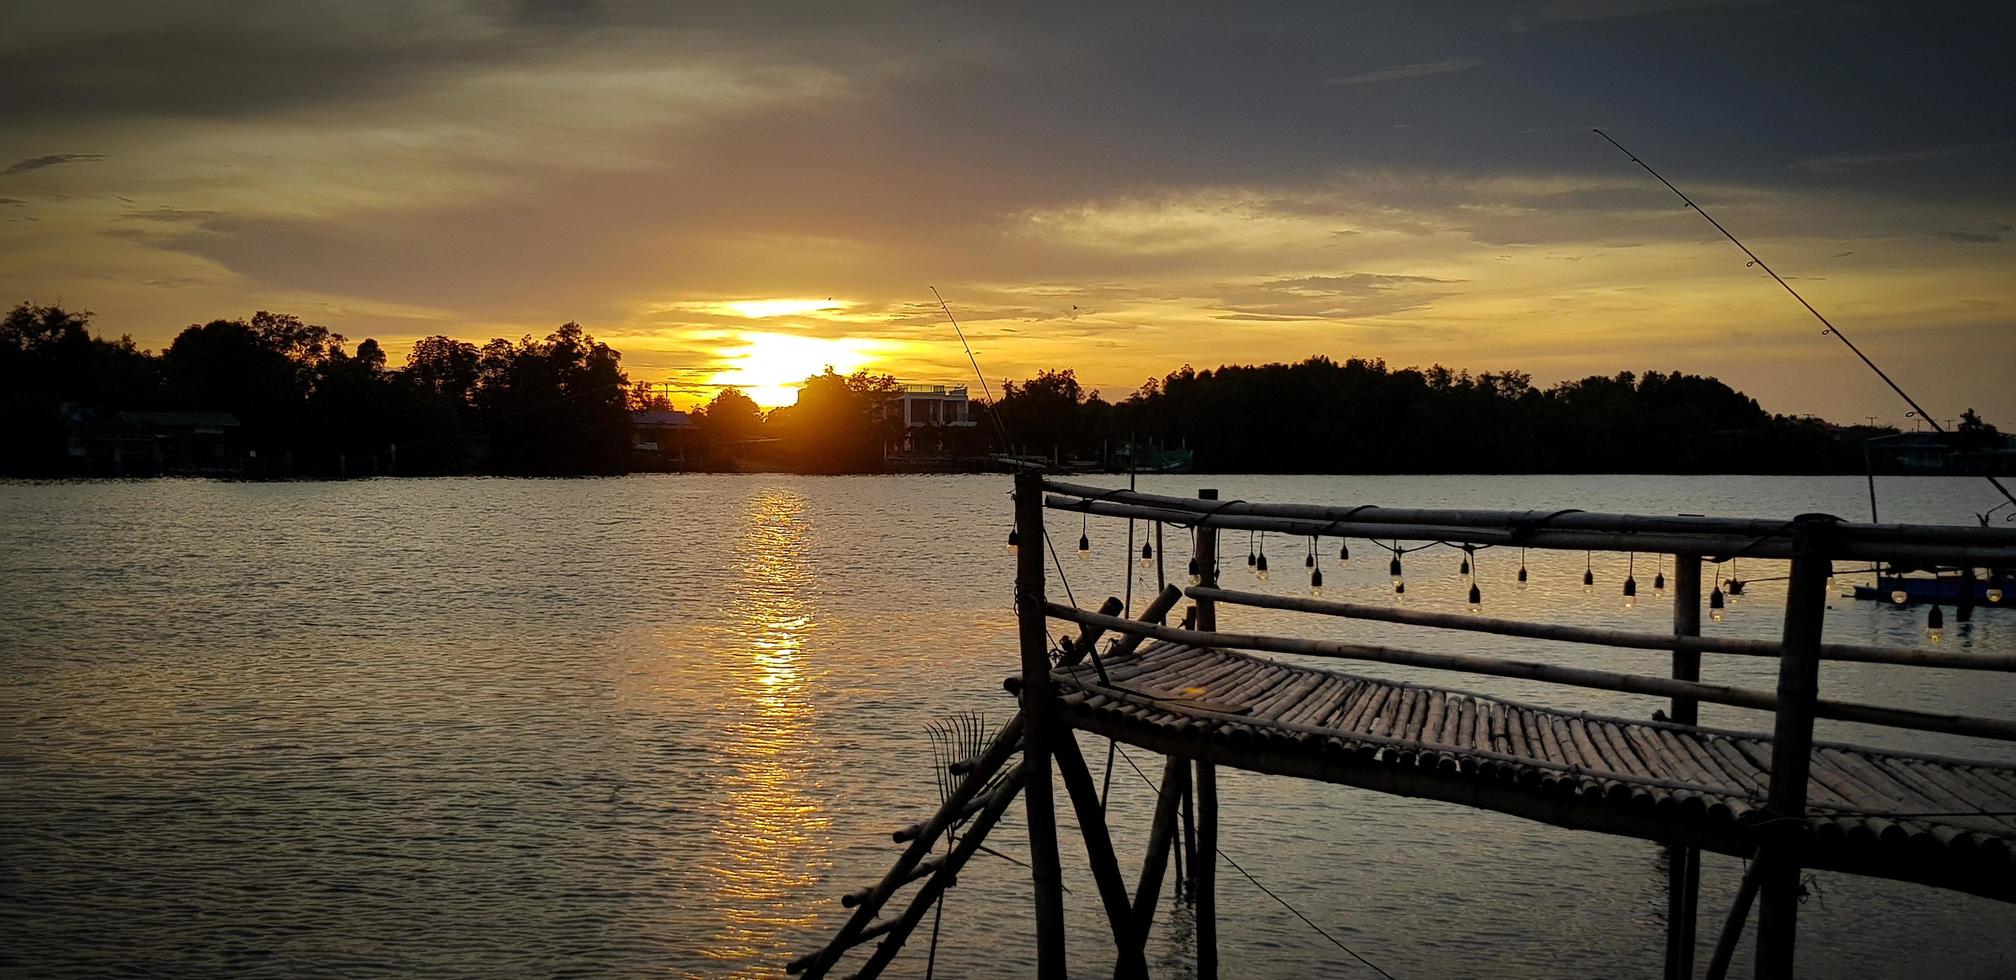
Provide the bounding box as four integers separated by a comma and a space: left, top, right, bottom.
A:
2, 1, 2010, 420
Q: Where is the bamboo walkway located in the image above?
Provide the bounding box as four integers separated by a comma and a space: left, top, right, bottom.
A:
1043, 640, 2016, 902
793, 477, 2016, 979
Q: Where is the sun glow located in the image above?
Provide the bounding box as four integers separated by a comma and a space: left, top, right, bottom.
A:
707, 332, 878, 408
724, 298, 849, 319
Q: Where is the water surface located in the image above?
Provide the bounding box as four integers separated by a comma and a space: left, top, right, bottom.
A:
3, 474, 2012, 978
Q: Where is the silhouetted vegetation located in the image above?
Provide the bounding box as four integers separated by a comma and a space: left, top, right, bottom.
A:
5, 302, 2004, 478
3, 303, 631, 476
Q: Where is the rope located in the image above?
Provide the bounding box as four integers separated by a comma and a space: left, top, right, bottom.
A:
1111, 745, 1399, 979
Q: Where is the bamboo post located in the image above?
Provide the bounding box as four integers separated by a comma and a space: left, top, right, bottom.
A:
1195, 759, 1219, 980
1755, 520, 1832, 978
1014, 469, 1069, 979
1665, 553, 1702, 980
1705, 855, 1765, 980
1131, 756, 1190, 945
1190, 488, 1220, 977
1053, 734, 1151, 980
1194, 489, 1220, 632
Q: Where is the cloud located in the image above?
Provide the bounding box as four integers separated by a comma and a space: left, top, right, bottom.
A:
120, 206, 221, 223
0, 197, 24, 206
1324, 57, 1484, 86
1929, 230, 2002, 244
3, 153, 103, 175
1214, 272, 1461, 320
1791, 145, 1977, 173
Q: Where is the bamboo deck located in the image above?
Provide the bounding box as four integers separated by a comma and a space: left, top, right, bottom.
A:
1034, 640, 2016, 902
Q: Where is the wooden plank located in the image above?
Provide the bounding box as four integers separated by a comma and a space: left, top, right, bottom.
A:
1053, 735, 1151, 980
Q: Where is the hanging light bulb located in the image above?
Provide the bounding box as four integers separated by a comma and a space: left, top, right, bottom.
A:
1467, 581, 1482, 613
1459, 547, 1471, 576
1988, 586, 2006, 605
1394, 579, 1406, 599
1338, 540, 1351, 562
1310, 566, 1324, 596
1709, 586, 1726, 623
1008, 528, 1020, 555
1927, 603, 1945, 643
1582, 554, 1594, 592
1078, 514, 1091, 559
1622, 575, 1638, 609
1654, 570, 1666, 591
1889, 588, 1908, 606
1246, 530, 1257, 568
1305, 538, 1316, 569
1187, 556, 1201, 586
1516, 547, 1528, 588
1256, 551, 1270, 581
1140, 540, 1154, 568
1389, 553, 1404, 588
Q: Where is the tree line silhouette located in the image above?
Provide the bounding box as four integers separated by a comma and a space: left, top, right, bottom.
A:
3, 300, 1994, 478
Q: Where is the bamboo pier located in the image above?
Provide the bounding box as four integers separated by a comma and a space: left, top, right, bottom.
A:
794, 474, 2016, 979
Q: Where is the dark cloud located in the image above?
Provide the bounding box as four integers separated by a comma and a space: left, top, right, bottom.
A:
1324, 57, 1484, 86
1930, 230, 2002, 244
120, 207, 221, 224
3, 154, 103, 175
0, 197, 25, 206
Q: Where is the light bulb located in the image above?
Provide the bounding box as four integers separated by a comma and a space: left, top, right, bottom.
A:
1709, 586, 1725, 623
1516, 565, 1528, 587
1653, 571, 1665, 591
1929, 627, 1944, 643
1467, 582, 1482, 612
1077, 532, 1091, 559
1927, 604, 1944, 641
1583, 569, 1594, 592
1310, 567, 1323, 595
1988, 588, 2005, 604
1338, 541, 1350, 562
1256, 553, 1269, 580
1459, 555, 1471, 575
1246, 551, 1257, 568
1140, 542, 1154, 567
1007, 529, 1020, 555
1305, 551, 1315, 569
1890, 589, 1909, 606
1389, 555, 1404, 587
1187, 557, 1201, 586
1394, 579, 1406, 597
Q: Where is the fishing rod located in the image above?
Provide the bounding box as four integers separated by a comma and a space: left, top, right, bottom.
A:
1593, 128, 2016, 512
930, 285, 1014, 453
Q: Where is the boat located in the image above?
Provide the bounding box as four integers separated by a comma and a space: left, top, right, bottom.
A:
1851, 574, 2011, 606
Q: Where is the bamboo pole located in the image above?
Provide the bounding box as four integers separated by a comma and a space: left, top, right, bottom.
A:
1040, 481, 2016, 564
795, 714, 1025, 977
1188, 585, 2016, 672
1194, 490, 1220, 632
1195, 759, 1219, 980
852, 765, 1029, 979
1666, 554, 1703, 980
1015, 469, 1068, 980
1109, 584, 1184, 660
1757, 521, 1832, 979
1060, 596, 1126, 668
1054, 735, 1152, 980
1705, 855, 1766, 980
1047, 603, 2016, 743
1131, 755, 1189, 946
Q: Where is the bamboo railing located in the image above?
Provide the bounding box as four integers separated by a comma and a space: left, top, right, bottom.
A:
1026, 477, 2016, 980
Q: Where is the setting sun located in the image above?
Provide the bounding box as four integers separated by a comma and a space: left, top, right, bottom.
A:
706, 332, 879, 408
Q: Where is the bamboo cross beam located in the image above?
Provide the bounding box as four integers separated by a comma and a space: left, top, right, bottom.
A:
852, 764, 1031, 979
1190, 586, 2016, 672
1042, 485, 2016, 565
1045, 604, 2016, 743
795, 713, 1026, 978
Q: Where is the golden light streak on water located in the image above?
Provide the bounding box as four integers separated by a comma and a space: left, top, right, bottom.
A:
699, 488, 831, 975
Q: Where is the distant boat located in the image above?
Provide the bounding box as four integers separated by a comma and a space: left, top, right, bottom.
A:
1851, 574, 2011, 606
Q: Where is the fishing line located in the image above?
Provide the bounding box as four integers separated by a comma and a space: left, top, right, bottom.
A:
1593, 129, 2016, 511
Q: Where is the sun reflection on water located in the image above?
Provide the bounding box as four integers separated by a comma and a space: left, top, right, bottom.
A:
699, 488, 832, 974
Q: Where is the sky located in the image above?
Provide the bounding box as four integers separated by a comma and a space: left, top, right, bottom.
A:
2, 0, 2011, 420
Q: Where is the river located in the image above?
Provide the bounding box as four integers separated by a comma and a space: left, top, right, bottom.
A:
3, 474, 2012, 978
